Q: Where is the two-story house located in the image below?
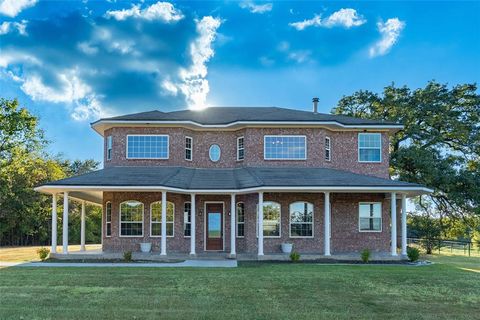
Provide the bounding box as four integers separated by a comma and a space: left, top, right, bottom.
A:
35, 101, 432, 259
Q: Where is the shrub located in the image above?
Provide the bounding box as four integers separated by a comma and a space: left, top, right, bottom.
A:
407, 246, 420, 262
123, 251, 132, 262
290, 251, 300, 262
36, 247, 50, 261
360, 249, 371, 263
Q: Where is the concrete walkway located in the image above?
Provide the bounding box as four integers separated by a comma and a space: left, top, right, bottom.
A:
0, 260, 237, 268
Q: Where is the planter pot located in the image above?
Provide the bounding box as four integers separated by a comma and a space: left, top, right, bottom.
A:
140, 242, 152, 253
281, 243, 293, 254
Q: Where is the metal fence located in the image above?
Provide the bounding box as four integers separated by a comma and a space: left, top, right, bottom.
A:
407, 237, 478, 257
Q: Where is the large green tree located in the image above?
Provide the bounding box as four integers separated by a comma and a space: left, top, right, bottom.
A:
0, 98, 100, 245
332, 81, 480, 224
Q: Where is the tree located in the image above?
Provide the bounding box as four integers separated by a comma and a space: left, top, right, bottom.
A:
407, 214, 442, 254
332, 81, 480, 221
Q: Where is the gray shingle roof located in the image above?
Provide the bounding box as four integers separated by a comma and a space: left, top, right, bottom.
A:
41, 166, 425, 190
92, 107, 400, 126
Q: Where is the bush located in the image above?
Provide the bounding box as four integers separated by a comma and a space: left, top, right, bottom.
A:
36, 247, 50, 261
290, 251, 300, 262
407, 246, 420, 262
123, 251, 132, 262
360, 249, 371, 263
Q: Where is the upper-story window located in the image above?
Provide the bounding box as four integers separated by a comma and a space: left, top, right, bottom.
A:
185, 136, 192, 161
264, 135, 306, 160
358, 133, 381, 163
325, 137, 331, 161
106, 136, 112, 161
209, 144, 221, 162
237, 137, 244, 161
126, 135, 169, 159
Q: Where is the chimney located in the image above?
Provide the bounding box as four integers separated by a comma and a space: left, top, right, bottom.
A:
312, 97, 319, 113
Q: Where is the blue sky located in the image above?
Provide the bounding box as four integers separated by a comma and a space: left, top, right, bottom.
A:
1, 0, 479, 165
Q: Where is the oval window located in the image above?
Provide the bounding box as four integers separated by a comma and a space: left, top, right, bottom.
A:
209, 144, 221, 162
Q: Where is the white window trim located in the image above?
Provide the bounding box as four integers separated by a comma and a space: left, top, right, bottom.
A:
256, 201, 282, 238
289, 201, 314, 238
263, 135, 307, 161
236, 202, 245, 238
325, 136, 331, 162
209, 144, 221, 162
106, 136, 112, 161
358, 133, 382, 163
358, 202, 383, 233
105, 201, 112, 237
237, 136, 244, 161
183, 201, 191, 238
119, 200, 144, 238
150, 201, 175, 238
126, 134, 170, 160
185, 136, 193, 161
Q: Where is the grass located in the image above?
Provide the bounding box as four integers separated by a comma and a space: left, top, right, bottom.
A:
0, 244, 101, 262
0, 247, 479, 319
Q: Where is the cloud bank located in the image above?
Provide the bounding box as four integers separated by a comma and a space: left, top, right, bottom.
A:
290, 8, 366, 30
0, 0, 37, 17
369, 18, 405, 57
239, 1, 273, 14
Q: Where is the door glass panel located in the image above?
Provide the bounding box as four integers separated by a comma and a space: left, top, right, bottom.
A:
208, 212, 221, 238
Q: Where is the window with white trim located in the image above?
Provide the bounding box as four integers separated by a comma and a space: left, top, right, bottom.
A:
150, 201, 174, 237
325, 137, 331, 161
236, 202, 245, 237
358, 133, 381, 162
105, 201, 112, 237
127, 135, 169, 159
106, 136, 113, 161
289, 202, 313, 238
264, 135, 306, 160
184, 202, 191, 237
257, 201, 281, 237
120, 201, 143, 236
185, 136, 192, 161
359, 202, 382, 232
237, 137, 244, 161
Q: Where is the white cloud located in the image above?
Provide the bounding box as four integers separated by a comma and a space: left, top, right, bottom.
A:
77, 42, 98, 55
0, 0, 37, 17
287, 50, 311, 64
105, 1, 184, 22
369, 18, 405, 57
0, 20, 27, 35
239, 1, 272, 14
289, 8, 366, 30
166, 16, 221, 110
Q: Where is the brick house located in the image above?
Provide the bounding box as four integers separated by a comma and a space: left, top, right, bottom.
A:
35, 102, 431, 259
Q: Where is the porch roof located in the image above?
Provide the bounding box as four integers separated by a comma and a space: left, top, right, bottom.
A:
35, 166, 432, 198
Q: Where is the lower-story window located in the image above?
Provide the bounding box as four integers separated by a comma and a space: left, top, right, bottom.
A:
184, 202, 191, 237
120, 201, 144, 236
289, 202, 313, 238
105, 201, 112, 237
359, 202, 382, 232
257, 201, 281, 237
150, 201, 174, 237
236, 202, 245, 237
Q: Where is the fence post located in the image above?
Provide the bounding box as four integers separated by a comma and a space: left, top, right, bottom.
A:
438, 240, 441, 254
468, 242, 471, 257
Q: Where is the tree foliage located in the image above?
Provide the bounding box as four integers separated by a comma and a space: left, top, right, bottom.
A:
333, 81, 480, 222
0, 98, 101, 246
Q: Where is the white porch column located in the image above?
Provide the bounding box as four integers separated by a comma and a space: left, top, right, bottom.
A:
190, 193, 196, 256
401, 194, 407, 256
51, 193, 57, 253
62, 192, 69, 254
391, 192, 398, 256
80, 200, 86, 251
161, 191, 167, 255
324, 192, 331, 256
258, 192, 264, 256
230, 193, 236, 257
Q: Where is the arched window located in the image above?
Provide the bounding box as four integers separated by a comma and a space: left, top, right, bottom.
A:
257, 201, 281, 237
119, 201, 144, 237
289, 202, 314, 238
150, 201, 175, 237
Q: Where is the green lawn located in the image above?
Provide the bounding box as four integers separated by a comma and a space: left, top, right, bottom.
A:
0, 255, 479, 319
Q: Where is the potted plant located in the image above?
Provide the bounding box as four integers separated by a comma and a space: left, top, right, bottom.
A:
140, 242, 152, 253
281, 242, 293, 254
